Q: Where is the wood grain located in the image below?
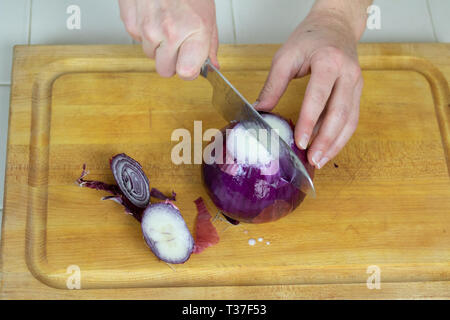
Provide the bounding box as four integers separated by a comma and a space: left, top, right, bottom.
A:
1, 44, 450, 299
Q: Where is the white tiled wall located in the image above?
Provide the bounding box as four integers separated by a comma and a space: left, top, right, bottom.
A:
428, 0, 450, 42
30, 0, 132, 45
0, 0, 448, 235
0, 0, 30, 84
232, 0, 315, 44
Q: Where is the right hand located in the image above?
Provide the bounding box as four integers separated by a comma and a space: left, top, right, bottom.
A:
119, 0, 219, 80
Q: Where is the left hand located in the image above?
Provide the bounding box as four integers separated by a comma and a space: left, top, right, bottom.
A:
255, 10, 364, 169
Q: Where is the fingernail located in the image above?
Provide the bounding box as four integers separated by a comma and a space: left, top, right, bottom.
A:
317, 157, 329, 169
311, 151, 323, 167
298, 134, 309, 150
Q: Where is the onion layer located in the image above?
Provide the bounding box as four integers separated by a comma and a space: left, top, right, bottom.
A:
110, 153, 151, 210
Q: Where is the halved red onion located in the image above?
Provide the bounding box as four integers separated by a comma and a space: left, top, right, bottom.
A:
202, 112, 314, 224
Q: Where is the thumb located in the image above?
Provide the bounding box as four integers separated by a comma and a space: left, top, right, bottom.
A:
255, 54, 296, 111
208, 24, 220, 69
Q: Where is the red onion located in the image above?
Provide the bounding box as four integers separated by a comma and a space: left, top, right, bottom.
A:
202, 112, 314, 224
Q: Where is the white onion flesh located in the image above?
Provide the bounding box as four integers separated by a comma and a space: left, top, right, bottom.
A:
141, 203, 194, 263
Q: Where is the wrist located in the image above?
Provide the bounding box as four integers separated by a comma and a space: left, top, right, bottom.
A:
309, 0, 370, 42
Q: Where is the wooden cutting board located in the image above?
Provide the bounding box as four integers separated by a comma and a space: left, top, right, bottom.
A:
1, 44, 450, 298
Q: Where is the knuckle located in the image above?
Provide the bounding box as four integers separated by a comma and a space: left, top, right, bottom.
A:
327, 46, 345, 58
310, 89, 328, 106
262, 81, 275, 96
272, 50, 284, 64
331, 106, 350, 122
272, 49, 291, 67
300, 118, 316, 135
345, 64, 362, 83
142, 27, 156, 43
315, 46, 346, 72
318, 134, 334, 148
141, 19, 159, 44
314, 58, 339, 77
160, 17, 177, 41
321, 63, 338, 76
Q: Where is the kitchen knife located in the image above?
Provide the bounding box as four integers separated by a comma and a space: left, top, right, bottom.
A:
200, 59, 316, 197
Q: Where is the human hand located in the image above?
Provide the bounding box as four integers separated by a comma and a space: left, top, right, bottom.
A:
255, 8, 365, 169
119, 0, 219, 80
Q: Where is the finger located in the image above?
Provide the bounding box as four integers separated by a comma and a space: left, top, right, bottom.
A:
310, 110, 326, 142
294, 59, 339, 150
322, 110, 359, 168
304, 110, 325, 167
176, 32, 210, 80
119, 0, 141, 42
141, 38, 162, 59
310, 77, 363, 169
307, 75, 356, 168
255, 54, 297, 111
155, 41, 178, 77
209, 24, 220, 69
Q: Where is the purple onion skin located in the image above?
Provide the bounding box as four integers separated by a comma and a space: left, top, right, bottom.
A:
150, 188, 176, 201
202, 113, 315, 224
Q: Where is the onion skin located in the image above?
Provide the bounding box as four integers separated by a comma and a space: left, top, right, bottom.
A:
192, 197, 220, 254
202, 113, 315, 224
150, 188, 176, 201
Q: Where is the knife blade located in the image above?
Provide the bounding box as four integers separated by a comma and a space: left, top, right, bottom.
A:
200, 59, 316, 197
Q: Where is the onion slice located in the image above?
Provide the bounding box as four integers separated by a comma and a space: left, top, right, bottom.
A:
110, 153, 150, 209
141, 201, 194, 264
